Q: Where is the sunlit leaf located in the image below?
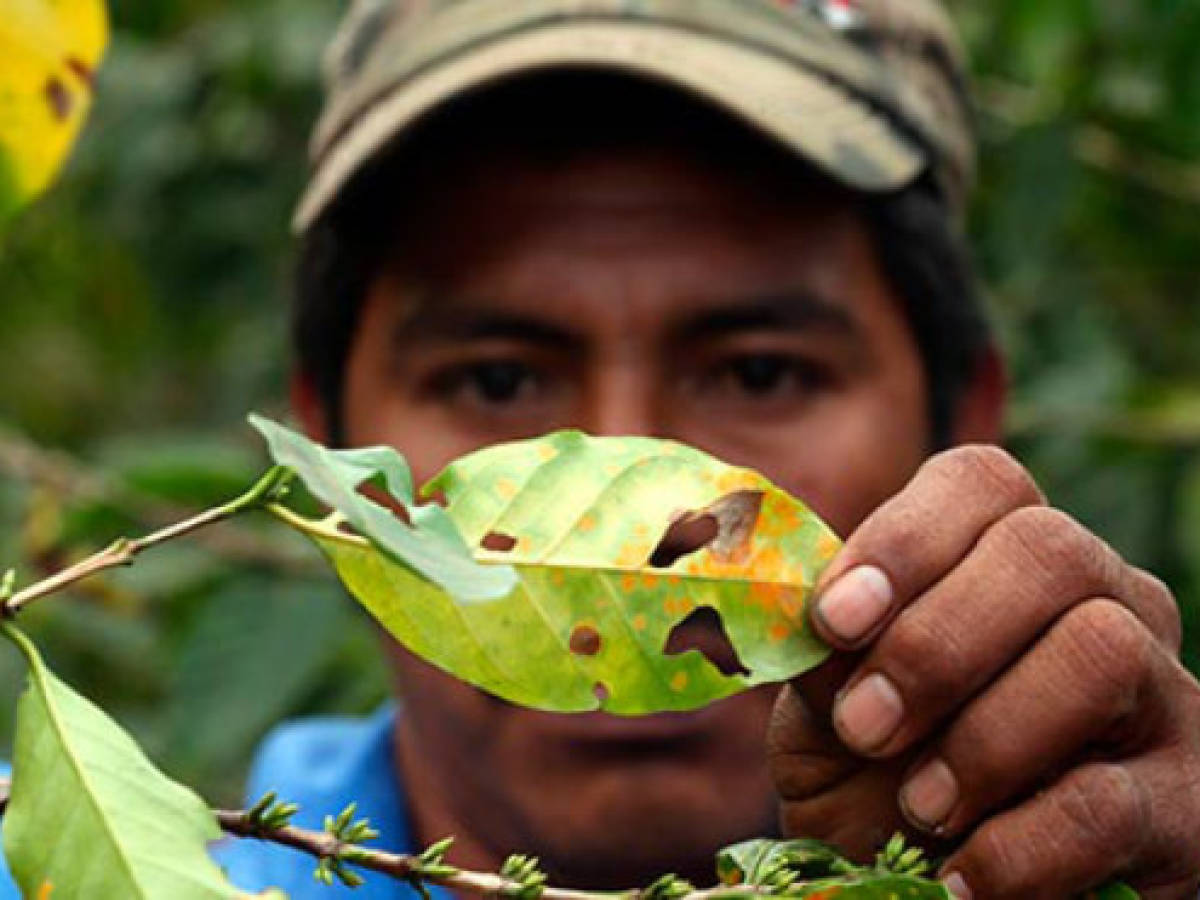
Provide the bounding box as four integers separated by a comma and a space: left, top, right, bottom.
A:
0, 623, 252, 899
261, 423, 839, 714
0, 0, 108, 221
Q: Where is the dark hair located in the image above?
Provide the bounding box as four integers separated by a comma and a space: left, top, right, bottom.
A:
294, 73, 991, 449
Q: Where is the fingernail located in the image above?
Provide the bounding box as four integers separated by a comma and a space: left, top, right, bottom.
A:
816, 565, 893, 644
833, 672, 904, 752
942, 872, 972, 900
900, 758, 959, 831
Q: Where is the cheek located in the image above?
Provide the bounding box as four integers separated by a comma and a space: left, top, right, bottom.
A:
796, 377, 928, 536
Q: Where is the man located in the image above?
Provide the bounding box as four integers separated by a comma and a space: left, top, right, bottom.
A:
13, 1, 1199, 898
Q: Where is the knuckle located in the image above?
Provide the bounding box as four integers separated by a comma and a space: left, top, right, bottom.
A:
1050, 763, 1149, 866
1131, 567, 1182, 651
997, 506, 1116, 597
925, 445, 1044, 508
1054, 600, 1154, 715
957, 819, 1039, 898
878, 610, 963, 706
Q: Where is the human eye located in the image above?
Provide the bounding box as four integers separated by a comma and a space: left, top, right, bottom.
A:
708, 353, 832, 404
431, 359, 542, 408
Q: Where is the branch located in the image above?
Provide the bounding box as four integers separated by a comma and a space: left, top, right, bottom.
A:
0, 426, 317, 573
216, 807, 631, 900
1, 468, 292, 618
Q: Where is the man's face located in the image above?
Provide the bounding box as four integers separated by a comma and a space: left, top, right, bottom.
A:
321, 136, 936, 885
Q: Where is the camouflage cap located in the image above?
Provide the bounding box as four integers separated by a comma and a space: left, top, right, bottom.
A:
294, 0, 974, 232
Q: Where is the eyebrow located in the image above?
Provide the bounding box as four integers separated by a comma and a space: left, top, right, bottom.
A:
394, 306, 584, 351
673, 290, 859, 343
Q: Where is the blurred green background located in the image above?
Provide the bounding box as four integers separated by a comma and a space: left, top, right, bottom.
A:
1, 0, 1198, 805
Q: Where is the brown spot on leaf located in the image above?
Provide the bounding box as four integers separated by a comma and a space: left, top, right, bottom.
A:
67, 57, 95, 87
593, 682, 610, 704
481, 532, 518, 552
44, 77, 72, 121
569, 624, 602, 656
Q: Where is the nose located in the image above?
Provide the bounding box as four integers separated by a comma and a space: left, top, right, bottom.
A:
582, 354, 664, 439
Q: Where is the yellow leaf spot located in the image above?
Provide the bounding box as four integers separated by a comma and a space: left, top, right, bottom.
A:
496, 478, 517, 499
817, 532, 841, 562
779, 593, 802, 620
632, 613, 647, 631
670, 671, 689, 691
578, 514, 596, 532
538, 444, 558, 461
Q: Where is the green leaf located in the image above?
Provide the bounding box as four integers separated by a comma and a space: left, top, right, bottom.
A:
716, 838, 849, 884
788, 874, 950, 898
0, 623, 246, 899
269, 428, 838, 714
249, 414, 517, 602
0, 0, 108, 223
1088, 884, 1140, 900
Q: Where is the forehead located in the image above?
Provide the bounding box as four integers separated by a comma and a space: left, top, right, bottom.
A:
375, 136, 897, 345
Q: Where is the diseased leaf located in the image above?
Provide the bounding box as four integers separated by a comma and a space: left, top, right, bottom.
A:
0, 623, 253, 899
0, 0, 108, 222
263, 425, 840, 714
249, 414, 517, 602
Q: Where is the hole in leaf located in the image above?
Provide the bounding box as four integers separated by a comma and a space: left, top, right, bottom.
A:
481, 532, 518, 552
569, 625, 602, 657
359, 482, 413, 525
649, 515, 719, 568
663, 607, 749, 677
593, 682, 610, 704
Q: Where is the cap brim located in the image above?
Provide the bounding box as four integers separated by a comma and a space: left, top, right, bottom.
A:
293, 20, 928, 232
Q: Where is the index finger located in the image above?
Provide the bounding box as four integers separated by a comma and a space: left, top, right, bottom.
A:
810, 445, 1044, 649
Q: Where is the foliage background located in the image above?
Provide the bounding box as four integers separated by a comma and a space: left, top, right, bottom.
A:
0, 0, 1197, 805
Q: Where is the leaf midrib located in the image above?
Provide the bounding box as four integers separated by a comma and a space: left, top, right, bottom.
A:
27, 663, 145, 897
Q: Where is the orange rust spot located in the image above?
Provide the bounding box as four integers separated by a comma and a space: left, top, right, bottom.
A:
640, 573, 659, 590
779, 593, 802, 619
538, 444, 558, 461
516, 536, 535, 554
578, 514, 597, 532
663, 597, 677, 616
631, 613, 648, 631
667, 574, 681, 587
550, 570, 565, 587
670, 671, 689, 691
768, 621, 792, 644
749, 582, 783, 610
36, 883, 53, 900
620, 573, 638, 593
496, 478, 518, 499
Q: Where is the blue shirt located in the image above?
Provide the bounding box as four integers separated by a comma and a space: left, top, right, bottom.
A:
0, 707, 445, 900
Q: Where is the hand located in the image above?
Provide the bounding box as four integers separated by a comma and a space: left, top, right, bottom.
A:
767, 445, 1200, 899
